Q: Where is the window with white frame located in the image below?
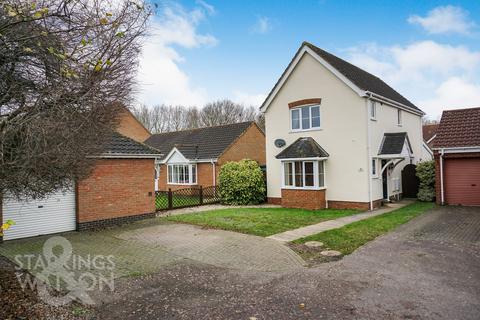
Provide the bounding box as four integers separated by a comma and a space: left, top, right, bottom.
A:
291, 105, 320, 131
397, 109, 402, 125
371, 158, 378, 177
167, 164, 197, 184
282, 160, 326, 189
370, 101, 377, 120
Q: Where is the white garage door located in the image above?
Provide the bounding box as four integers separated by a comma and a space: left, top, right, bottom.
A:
2, 189, 76, 240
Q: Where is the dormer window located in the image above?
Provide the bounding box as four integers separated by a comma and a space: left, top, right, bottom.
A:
291, 105, 321, 131
370, 101, 377, 120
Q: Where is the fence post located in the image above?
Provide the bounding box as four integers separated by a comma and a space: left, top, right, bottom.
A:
199, 186, 203, 205
168, 188, 173, 210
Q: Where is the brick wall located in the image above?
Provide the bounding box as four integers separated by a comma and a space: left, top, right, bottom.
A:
77, 159, 155, 223
157, 162, 217, 191
218, 123, 266, 166
281, 189, 326, 210
328, 199, 382, 211
115, 109, 151, 143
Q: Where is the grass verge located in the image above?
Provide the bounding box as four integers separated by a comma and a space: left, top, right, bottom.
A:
292, 202, 435, 257
164, 207, 359, 237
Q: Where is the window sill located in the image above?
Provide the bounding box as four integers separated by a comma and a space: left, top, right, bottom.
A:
397, 124, 403, 127
282, 186, 326, 191
289, 127, 322, 133
370, 118, 377, 121
167, 183, 197, 186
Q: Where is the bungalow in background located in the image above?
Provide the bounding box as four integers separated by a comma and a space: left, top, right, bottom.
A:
144, 122, 265, 191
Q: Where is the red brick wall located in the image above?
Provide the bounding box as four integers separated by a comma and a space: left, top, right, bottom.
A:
267, 197, 281, 205
281, 189, 326, 210
77, 159, 155, 223
328, 199, 382, 211
218, 123, 266, 166
157, 163, 218, 191
115, 109, 151, 143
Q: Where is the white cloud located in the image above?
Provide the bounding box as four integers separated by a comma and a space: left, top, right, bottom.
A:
232, 91, 267, 107
419, 77, 480, 114
408, 5, 476, 35
196, 0, 215, 15
251, 16, 272, 34
346, 41, 480, 118
136, 2, 217, 106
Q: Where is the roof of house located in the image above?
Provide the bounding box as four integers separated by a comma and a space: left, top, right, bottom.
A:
303, 42, 419, 111
423, 124, 439, 143
276, 137, 329, 159
101, 132, 162, 156
433, 107, 480, 149
261, 42, 422, 114
144, 122, 255, 160
378, 132, 412, 155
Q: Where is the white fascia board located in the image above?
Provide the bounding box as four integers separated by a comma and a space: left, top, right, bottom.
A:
426, 134, 436, 144
423, 142, 433, 156
279, 157, 328, 161
376, 154, 406, 159
365, 91, 425, 116
432, 146, 480, 153
90, 154, 162, 159
260, 45, 366, 113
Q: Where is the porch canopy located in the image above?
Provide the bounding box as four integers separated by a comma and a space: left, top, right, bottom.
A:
377, 132, 413, 172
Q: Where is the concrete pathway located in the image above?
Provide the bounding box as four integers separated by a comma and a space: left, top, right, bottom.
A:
267, 200, 414, 242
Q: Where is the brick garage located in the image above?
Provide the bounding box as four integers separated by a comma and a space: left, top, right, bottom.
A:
433, 108, 480, 206
77, 158, 156, 229
145, 121, 265, 191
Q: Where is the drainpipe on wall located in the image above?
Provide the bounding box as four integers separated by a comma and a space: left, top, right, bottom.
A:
440, 148, 445, 205
366, 95, 373, 211
211, 160, 216, 187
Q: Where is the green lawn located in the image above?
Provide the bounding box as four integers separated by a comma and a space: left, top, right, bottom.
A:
293, 202, 435, 256
164, 207, 359, 237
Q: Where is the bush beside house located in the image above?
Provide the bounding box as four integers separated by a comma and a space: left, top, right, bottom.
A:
416, 160, 435, 202
219, 160, 266, 205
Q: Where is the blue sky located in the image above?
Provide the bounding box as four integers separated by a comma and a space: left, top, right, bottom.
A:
137, 0, 480, 119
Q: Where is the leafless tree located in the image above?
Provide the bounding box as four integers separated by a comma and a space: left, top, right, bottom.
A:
0, 0, 151, 199
200, 99, 257, 127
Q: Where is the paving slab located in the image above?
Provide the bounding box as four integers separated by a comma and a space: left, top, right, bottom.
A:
267, 200, 414, 242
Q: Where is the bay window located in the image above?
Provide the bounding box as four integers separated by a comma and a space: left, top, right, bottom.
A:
282, 160, 326, 189
167, 164, 197, 184
291, 105, 321, 131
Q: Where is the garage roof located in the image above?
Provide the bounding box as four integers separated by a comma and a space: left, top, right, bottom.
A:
433, 107, 480, 149
101, 132, 162, 157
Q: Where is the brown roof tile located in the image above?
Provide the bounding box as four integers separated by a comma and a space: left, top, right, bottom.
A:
433, 107, 480, 149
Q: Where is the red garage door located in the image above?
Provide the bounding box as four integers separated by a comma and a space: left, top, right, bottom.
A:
444, 158, 480, 206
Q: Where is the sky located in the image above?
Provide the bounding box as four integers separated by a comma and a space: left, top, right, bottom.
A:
136, 0, 480, 119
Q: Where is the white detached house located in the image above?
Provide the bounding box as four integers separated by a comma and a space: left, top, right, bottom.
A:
261, 42, 427, 210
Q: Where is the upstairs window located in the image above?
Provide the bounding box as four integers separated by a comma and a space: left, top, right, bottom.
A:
397, 109, 402, 126
370, 101, 377, 120
291, 105, 321, 131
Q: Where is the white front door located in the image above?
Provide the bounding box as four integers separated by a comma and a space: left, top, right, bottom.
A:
2, 189, 76, 240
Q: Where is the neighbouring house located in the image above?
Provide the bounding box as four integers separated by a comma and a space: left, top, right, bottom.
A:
144, 122, 266, 191
433, 107, 480, 206
423, 123, 438, 149
261, 41, 427, 210
115, 107, 151, 142
1, 110, 161, 240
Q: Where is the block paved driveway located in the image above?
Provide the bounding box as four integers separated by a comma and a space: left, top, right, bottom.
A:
1, 206, 479, 319
92, 205, 480, 320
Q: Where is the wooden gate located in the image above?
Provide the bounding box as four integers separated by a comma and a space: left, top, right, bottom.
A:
401, 164, 419, 198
